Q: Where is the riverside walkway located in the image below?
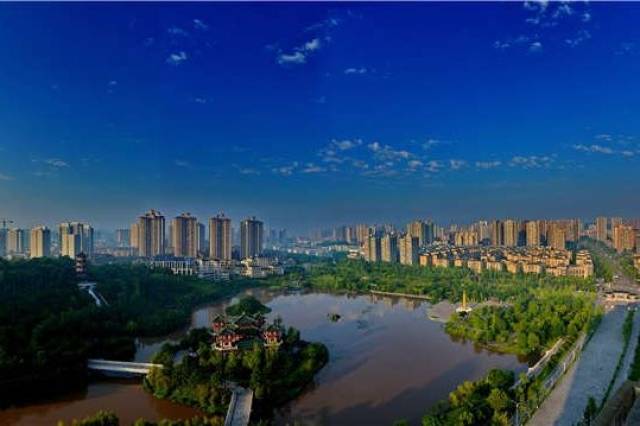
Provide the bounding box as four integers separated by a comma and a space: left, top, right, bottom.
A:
529, 305, 630, 426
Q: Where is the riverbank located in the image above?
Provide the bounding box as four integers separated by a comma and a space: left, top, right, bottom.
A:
0, 380, 204, 426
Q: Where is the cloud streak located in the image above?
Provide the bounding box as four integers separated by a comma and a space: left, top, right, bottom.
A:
166, 51, 188, 65
277, 38, 322, 65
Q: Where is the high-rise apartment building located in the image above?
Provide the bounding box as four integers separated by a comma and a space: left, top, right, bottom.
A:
171, 213, 198, 258
363, 234, 381, 262
399, 234, 419, 265
197, 222, 206, 254
552, 219, 581, 243
380, 233, 399, 263
59, 222, 94, 258
407, 220, 428, 247
240, 216, 263, 259
596, 216, 608, 242
137, 210, 165, 258
115, 229, 130, 247
6, 228, 27, 254
548, 224, 566, 250
503, 219, 519, 247
490, 220, 503, 246
62, 233, 81, 258
130, 223, 140, 251
454, 230, 479, 247
210, 214, 232, 261
476, 220, 490, 242
526, 220, 540, 247
613, 224, 635, 253
0, 228, 6, 257
356, 224, 371, 244
30, 226, 51, 258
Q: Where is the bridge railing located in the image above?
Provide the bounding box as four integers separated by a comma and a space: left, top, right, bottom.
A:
87, 359, 163, 375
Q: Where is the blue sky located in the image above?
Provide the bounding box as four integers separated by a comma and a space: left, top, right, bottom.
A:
1, 2, 639, 233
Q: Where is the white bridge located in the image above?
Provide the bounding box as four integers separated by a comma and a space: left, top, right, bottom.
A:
87, 359, 163, 375
78, 282, 109, 307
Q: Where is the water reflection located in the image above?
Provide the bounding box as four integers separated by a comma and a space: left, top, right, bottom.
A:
0, 380, 202, 426
0, 289, 527, 426
193, 289, 526, 426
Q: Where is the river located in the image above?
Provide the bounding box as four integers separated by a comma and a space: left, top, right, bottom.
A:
0, 289, 527, 425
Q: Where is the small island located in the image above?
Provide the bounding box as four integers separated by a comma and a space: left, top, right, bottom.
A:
327, 312, 341, 322
144, 297, 328, 422
225, 295, 272, 316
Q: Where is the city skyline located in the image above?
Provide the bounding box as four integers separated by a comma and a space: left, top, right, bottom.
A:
1, 2, 640, 232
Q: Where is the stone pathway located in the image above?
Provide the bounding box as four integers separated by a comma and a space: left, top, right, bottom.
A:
529, 305, 628, 426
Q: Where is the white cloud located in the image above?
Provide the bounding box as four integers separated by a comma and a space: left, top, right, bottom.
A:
277, 38, 322, 66
407, 160, 423, 170
305, 17, 340, 32
0, 173, 13, 181
573, 143, 637, 158
304, 38, 321, 51
175, 160, 191, 167
426, 160, 442, 173
529, 41, 543, 53
475, 161, 502, 169
331, 139, 362, 151
232, 164, 261, 175
167, 26, 189, 37
595, 134, 613, 141
193, 19, 208, 31
524, 1, 549, 12
320, 150, 345, 164
367, 142, 411, 160
422, 139, 441, 150
565, 30, 591, 48
301, 163, 326, 173
44, 158, 69, 168
166, 51, 188, 65
344, 67, 367, 75
615, 42, 636, 56
552, 3, 573, 19
509, 155, 554, 168
108, 80, 118, 87
193, 97, 207, 104
277, 51, 306, 65
573, 144, 614, 154
449, 159, 467, 170
272, 162, 299, 176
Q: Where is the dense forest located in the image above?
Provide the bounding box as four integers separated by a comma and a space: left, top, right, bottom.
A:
225, 295, 271, 316
0, 258, 262, 406
57, 410, 222, 426
304, 259, 595, 302
0, 258, 136, 404
88, 263, 258, 336
421, 369, 516, 426
445, 290, 596, 356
